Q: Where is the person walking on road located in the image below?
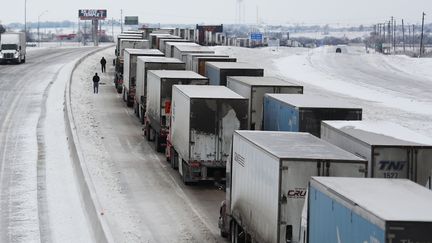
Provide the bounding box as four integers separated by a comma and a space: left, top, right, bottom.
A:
100, 57, 107, 73
93, 73, 100, 94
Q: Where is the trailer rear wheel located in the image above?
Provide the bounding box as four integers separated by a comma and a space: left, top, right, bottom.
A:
182, 160, 191, 185
230, 221, 237, 243
126, 96, 133, 107
145, 125, 151, 141
170, 147, 178, 170
155, 132, 164, 153
140, 107, 145, 124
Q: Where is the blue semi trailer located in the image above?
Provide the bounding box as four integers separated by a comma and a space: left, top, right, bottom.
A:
263, 94, 362, 137
307, 177, 432, 243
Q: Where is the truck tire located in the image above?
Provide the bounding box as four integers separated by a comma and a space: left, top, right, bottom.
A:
140, 108, 145, 124
127, 96, 133, 107
182, 160, 191, 185
155, 132, 163, 153
230, 221, 237, 243
123, 89, 126, 102
21, 56, 26, 63
170, 147, 178, 170
145, 125, 151, 141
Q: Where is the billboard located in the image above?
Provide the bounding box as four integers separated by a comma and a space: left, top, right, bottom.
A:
78, 9, 107, 20
124, 16, 139, 25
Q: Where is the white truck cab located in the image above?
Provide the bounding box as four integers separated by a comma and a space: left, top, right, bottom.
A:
0, 32, 26, 64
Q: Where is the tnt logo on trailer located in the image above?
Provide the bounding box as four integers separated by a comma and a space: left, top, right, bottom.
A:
378, 160, 406, 171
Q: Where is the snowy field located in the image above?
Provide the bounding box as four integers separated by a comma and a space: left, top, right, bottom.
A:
212, 45, 432, 138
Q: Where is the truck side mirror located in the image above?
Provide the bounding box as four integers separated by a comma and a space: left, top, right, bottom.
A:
19, 46, 22, 50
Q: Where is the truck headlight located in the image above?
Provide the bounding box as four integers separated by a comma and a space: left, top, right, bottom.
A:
14, 52, 19, 58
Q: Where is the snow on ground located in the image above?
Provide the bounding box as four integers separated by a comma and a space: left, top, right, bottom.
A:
0, 47, 96, 243
70, 48, 226, 243
289, 30, 370, 39
212, 45, 432, 138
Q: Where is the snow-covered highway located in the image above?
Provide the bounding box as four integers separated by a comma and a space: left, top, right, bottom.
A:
0, 46, 97, 243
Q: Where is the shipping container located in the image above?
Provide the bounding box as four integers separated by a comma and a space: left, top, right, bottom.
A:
184, 53, 228, 71
192, 56, 237, 76
321, 120, 432, 185
165, 42, 199, 57
123, 49, 165, 107
308, 177, 432, 243
170, 85, 248, 183
158, 38, 191, 53
172, 45, 214, 64
263, 94, 362, 137
146, 70, 208, 152
135, 57, 185, 122
206, 62, 264, 86
227, 76, 304, 130
219, 131, 367, 243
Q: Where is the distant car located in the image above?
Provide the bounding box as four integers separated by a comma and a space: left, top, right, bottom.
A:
27, 43, 37, 47
336, 47, 342, 53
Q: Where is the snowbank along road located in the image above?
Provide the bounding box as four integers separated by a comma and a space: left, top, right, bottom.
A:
0, 47, 98, 243
70, 47, 226, 243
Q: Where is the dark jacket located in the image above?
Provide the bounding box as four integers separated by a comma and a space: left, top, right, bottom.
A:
100, 58, 107, 65
93, 75, 100, 83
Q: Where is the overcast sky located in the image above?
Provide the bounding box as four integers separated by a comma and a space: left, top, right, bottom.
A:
1, 0, 431, 26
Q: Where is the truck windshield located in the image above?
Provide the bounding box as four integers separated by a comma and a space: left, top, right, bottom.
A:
1, 44, 18, 50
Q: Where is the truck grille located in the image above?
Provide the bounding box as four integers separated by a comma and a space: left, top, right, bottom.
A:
4, 53, 14, 59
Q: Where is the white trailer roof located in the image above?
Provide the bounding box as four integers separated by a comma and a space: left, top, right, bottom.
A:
121, 39, 148, 43
236, 131, 365, 162
166, 41, 197, 46
312, 177, 432, 222
195, 56, 236, 61
206, 62, 262, 70
266, 94, 362, 109
148, 70, 207, 80
174, 45, 213, 52
124, 48, 164, 56
188, 53, 228, 58
322, 121, 432, 146
228, 76, 302, 88
173, 85, 246, 99
137, 56, 184, 64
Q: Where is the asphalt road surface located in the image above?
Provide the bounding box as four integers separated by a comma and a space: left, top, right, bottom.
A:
0, 46, 97, 243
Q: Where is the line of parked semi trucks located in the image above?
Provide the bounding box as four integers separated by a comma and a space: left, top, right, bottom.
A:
111, 27, 432, 243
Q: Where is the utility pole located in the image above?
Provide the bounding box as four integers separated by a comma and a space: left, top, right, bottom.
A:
402, 19, 405, 53
383, 22, 386, 43
24, 0, 27, 38
391, 16, 394, 52
419, 12, 426, 57
393, 18, 396, 53
111, 17, 114, 42
408, 24, 411, 52
412, 24, 415, 51
120, 9, 123, 33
